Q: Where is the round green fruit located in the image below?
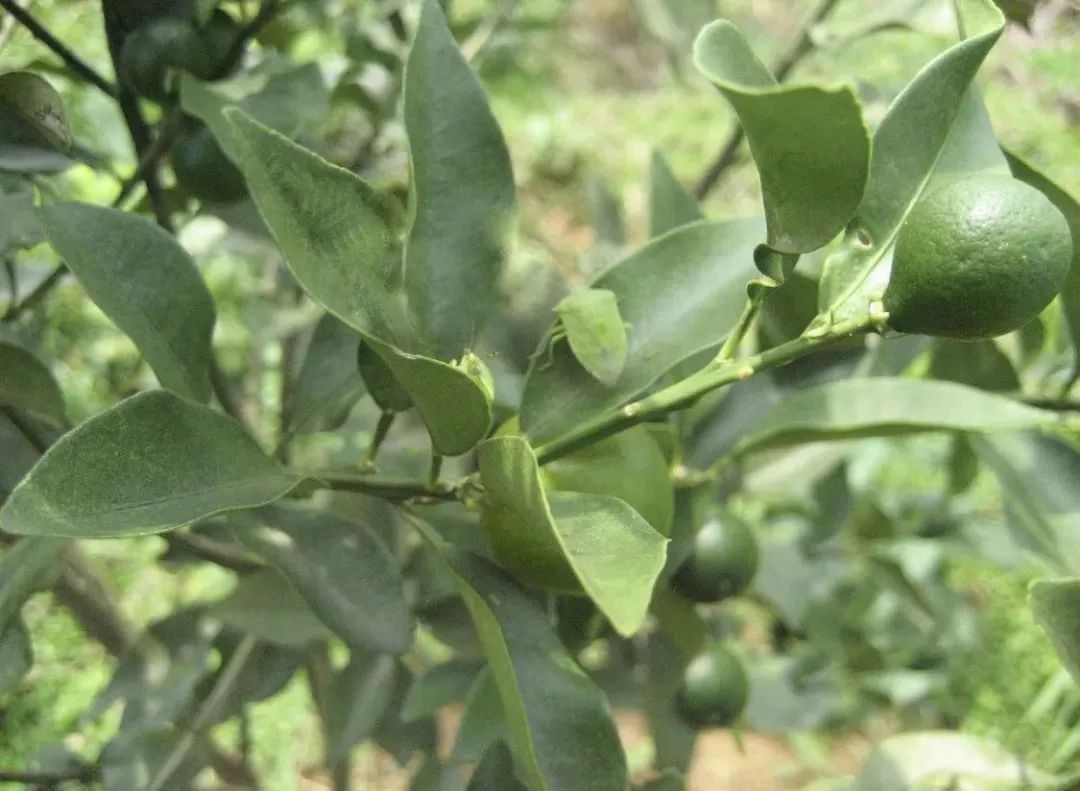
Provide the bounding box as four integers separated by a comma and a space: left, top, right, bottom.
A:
672, 511, 758, 603
171, 124, 248, 204
675, 643, 749, 729
883, 175, 1072, 339
121, 17, 209, 102
195, 9, 242, 80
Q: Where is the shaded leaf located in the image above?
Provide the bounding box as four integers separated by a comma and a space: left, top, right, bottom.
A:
404, 0, 517, 358
649, 151, 701, 239
212, 569, 332, 646
0, 186, 44, 255
0, 617, 32, 695
41, 203, 215, 402
287, 314, 365, 434
0, 339, 65, 425
478, 435, 667, 636
694, 22, 869, 253
452, 671, 505, 764
587, 177, 626, 248
928, 339, 1019, 392
326, 652, 398, 764
1030, 578, 1080, 686
469, 741, 527, 790
819, 1, 1005, 319
744, 657, 839, 733
0, 391, 299, 538
735, 378, 1058, 457
972, 432, 1080, 573
233, 503, 415, 654
434, 545, 629, 791
643, 634, 697, 772
403, 658, 485, 722
522, 219, 762, 444
0, 537, 62, 631
0, 71, 72, 171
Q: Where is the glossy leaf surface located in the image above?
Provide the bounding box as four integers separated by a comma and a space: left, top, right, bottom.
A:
694, 21, 869, 253
41, 203, 215, 402
404, 0, 516, 358
0, 391, 299, 537
522, 219, 762, 443
552, 288, 628, 387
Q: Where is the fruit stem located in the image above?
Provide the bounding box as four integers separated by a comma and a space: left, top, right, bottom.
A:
427, 454, 444, 491
535, 314, 874, 465
360, 411, 396, 472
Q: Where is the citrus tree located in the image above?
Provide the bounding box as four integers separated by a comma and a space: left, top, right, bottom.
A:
1, 0, 1079, 788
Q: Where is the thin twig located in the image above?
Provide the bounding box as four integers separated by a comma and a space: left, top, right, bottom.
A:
112, 108, 184, 207
694, 0, 844, 199
0, 767, 97, 784
162, 531, 263, 573
306, 471, 459, 502
0, 0, 117, 97
3, 257, 16, 306
221, 0, 283, 70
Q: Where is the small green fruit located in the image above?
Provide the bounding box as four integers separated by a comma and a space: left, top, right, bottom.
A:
884, 175, 1072, 339
171, 124, 247, 204
121, 17, 209, 103
675, 643, 749, 729
672, 511, 758, 603
196, 9, 242, 80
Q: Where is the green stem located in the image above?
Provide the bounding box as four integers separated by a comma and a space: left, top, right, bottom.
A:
360, 411, 396, 472
427, 454, 444, 491
535, 315, 873, 465
715, 296, 762, 363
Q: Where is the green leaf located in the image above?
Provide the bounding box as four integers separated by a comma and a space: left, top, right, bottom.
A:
180, 64, 330, 163
356, 341, 413, 413
232, 503, 415, 654
403, 0, 517, 359
649, 152, 702, 239
468, 741, 528, 791
326, 653, 398, 764
477, 436, 667, 636
643, 635, 697, 772
0, 617, 32, 696
40, 203, 215, 402
635, 769, 686, 791
818, 0, 1005, 318
286, 314, 365, 434
1004, 151, 1080, 376
927, 338, 1019, 392
971, 432, 1080, 573
1030, 578, 1080, 686
0, 186, 44, 255
522, 219, 762, 444
402, 658, 485, 722
0, 391, 299, 538
452, 670, 506, 764
694, 22, 869, 253
226, 110, 491, 455
735, 378, 1058, 456
212, 569, 332, 646
586, 177, 626, 248
543, 424, 674, 536
853, 731, 1058, 791
0, 339, 65, 426
0, 537, 62, 631
552, 288, 628, 387
434, 544, 629, 791
0, 71, 71, 154
0, 413, 43, 501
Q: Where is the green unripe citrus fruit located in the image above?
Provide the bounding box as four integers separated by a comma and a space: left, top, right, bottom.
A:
171, 124, 247, 204
671, 511, 758, 603
884, 175, 1072, 339
195, 9, 242, 80
675, 643, 749, 729
121, 17, 209, 102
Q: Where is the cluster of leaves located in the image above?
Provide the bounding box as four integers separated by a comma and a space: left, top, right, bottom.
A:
1, 0, 1080, 789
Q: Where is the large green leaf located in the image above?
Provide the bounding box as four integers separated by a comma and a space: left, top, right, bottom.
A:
226, 110, 491, 455
649, 152, 702, 239
212, 569, 332, 646
0, 536, 62, 631
436, 544, 629, 791
521, 219, 762, 444
326, 653, 398, 764
972, 432, 1080, 573
402, 658, 485, 722
0, 391, 299, 538
403, 0, 516, 358
0, 185, 44, 256
286, 314, 365, 435
818, 0, 1005, 319
1030, 578, 1080, 686
927, 338, 1019, 392
0, 412, 41, 501
0, 71, 72, 172
40, 203, 215, 403
735, 378, 1059, 456
232, 503, 415, 654
694, 22, 869, 253
0, 339, 65, 426
1005, 151, 1080, 376
477, 436, 667, 636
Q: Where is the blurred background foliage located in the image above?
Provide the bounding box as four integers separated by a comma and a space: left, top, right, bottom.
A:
1, 0, 1079, 787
